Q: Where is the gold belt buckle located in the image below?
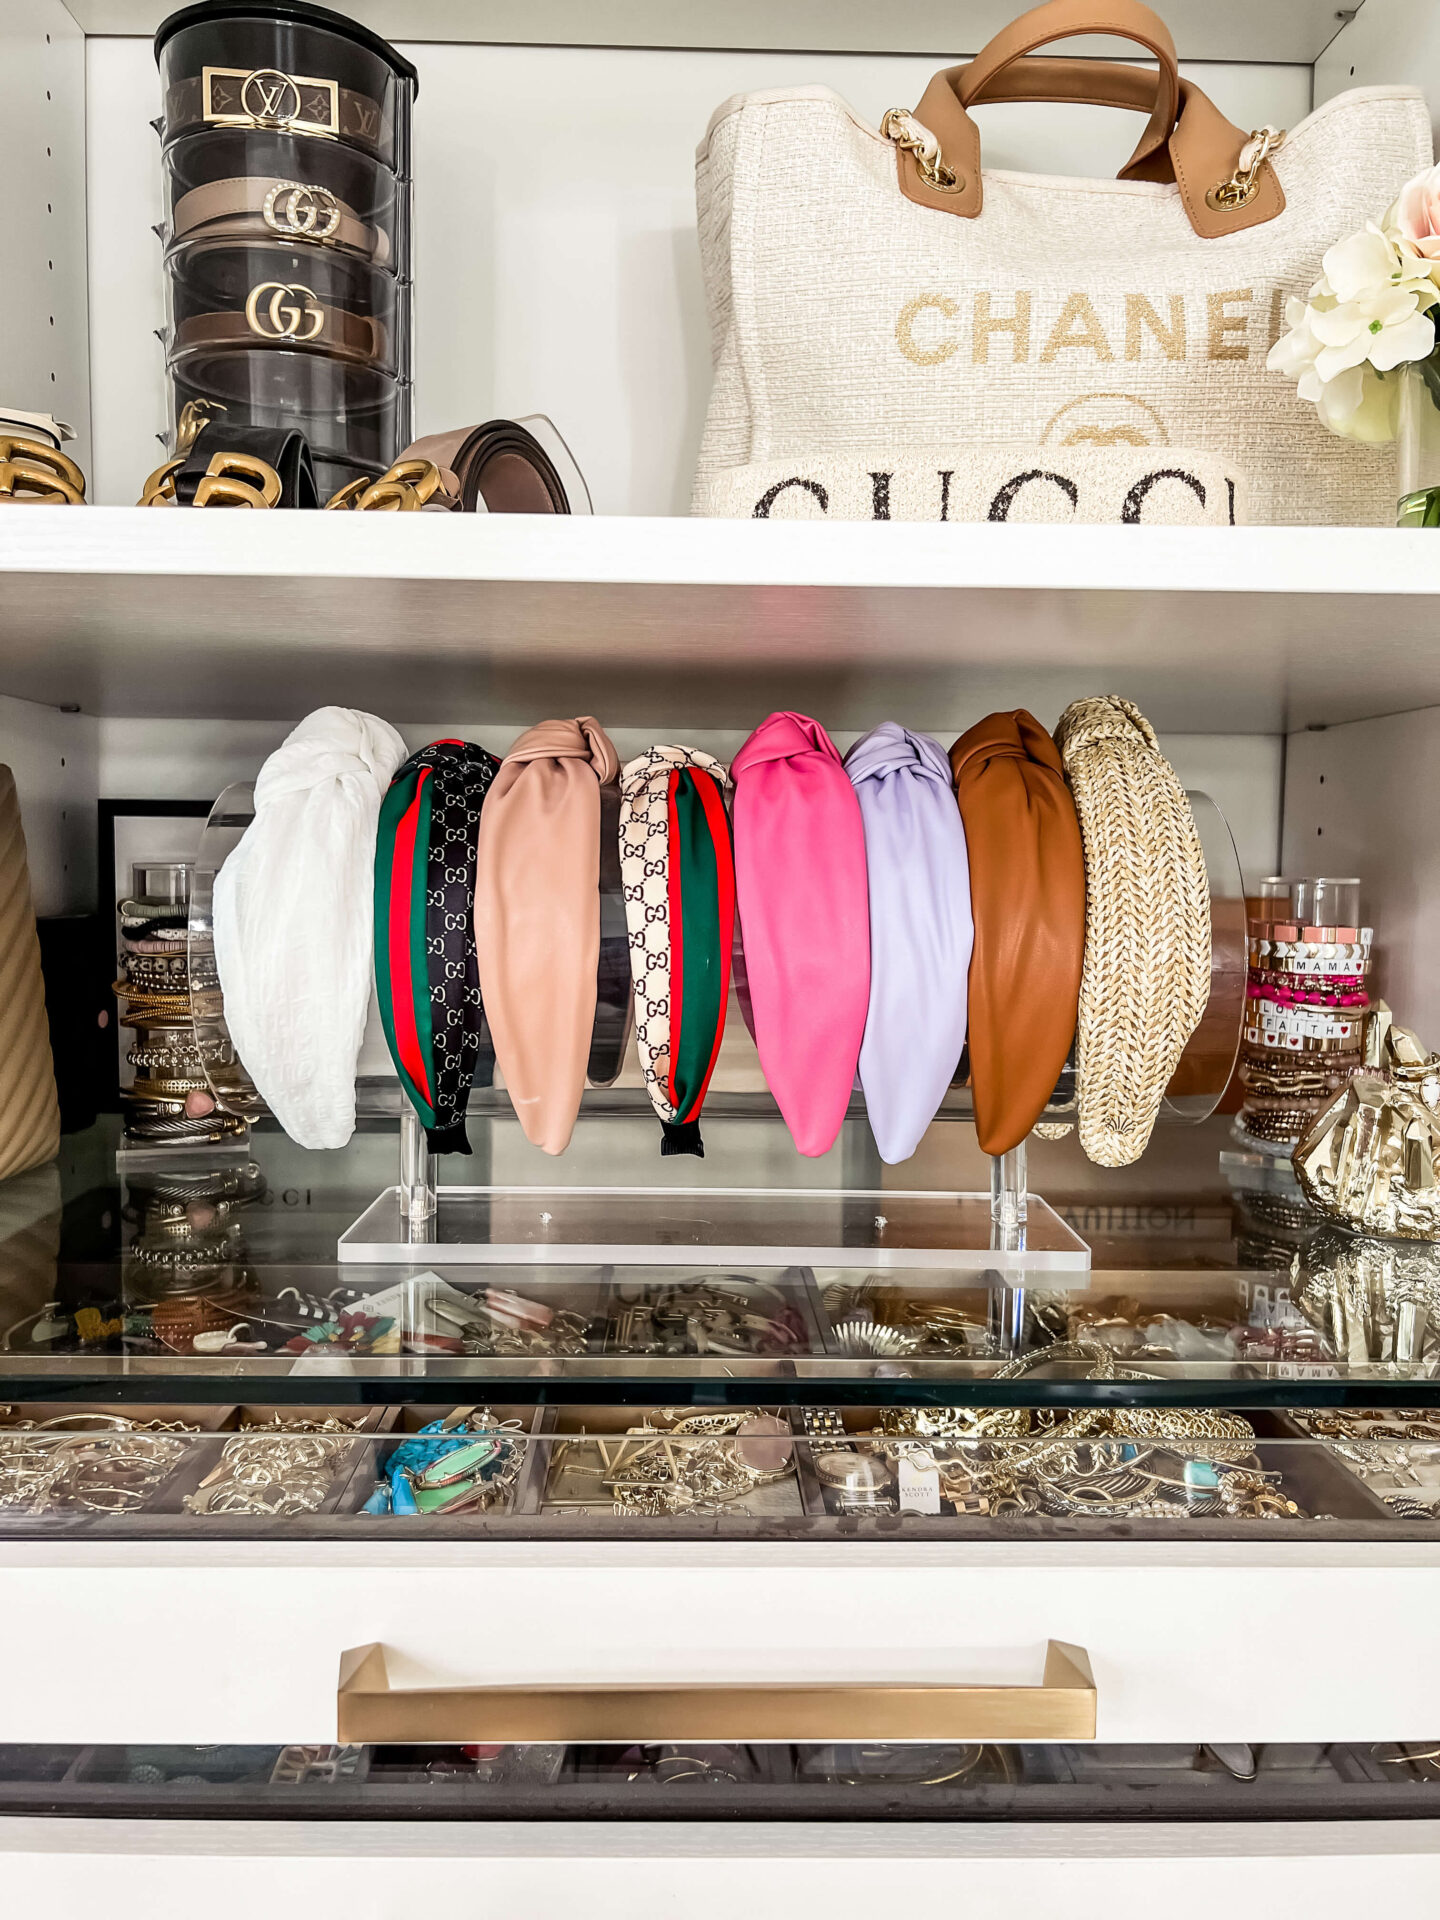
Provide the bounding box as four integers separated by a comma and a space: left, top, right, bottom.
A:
325, 457, 442, 511
193, 451, 283, 508
138, 457, 185, 506
0, 435, 86, 504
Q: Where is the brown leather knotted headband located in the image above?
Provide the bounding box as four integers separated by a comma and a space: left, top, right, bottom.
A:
950, 710, 1085, 1156
475, 717, 621, 1156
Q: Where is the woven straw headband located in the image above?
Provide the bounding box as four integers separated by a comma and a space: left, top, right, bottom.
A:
374, 739, 500, 1155
1054, 696, 1211, 1167
619, 746, 735, 1157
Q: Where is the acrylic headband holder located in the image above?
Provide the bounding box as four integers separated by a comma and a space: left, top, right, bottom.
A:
185, 779, 1244, 1279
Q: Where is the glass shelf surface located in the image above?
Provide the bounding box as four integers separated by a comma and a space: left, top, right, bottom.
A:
6, 1114, 1440, 1412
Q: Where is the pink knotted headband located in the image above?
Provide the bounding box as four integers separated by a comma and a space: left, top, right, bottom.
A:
731, 712, 869, 1156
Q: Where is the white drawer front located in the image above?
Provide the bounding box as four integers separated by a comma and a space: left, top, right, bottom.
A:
2, 1820, 1440, 1919
2, 1541, 1437, 1743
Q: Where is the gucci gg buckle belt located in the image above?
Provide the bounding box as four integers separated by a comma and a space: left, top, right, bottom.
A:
394, 418, 593, 514
166, 68, 389, 153
139, 420, 319, 509
325, 458, 443, 510
170, 176, 391, 266
173, 290, 388, 367
0, 419, 86, 504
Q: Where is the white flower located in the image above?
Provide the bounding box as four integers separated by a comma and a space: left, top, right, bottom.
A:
1311, 363, 1399, 443
1267, 294, 1326, 385
1309, 284, 1436, 378
1267, 294, 1404, 442
1319, 223, 1436, 305
1267, 221, 1440, 442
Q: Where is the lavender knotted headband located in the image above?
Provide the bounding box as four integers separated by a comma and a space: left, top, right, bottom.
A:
846, 724, 974, 1163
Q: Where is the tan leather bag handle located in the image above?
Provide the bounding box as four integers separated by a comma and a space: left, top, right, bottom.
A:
892, 0, 1284, 238
961, 0, 1181, 171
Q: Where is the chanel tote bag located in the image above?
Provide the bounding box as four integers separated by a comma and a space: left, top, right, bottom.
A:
693, 0, 1431, 526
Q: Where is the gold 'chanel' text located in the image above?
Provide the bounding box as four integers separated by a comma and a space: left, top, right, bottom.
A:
895, 288, 1260, 367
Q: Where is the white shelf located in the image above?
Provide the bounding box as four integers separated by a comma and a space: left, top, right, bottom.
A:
62, 0, 1348, 64
2, 512, 1437, 729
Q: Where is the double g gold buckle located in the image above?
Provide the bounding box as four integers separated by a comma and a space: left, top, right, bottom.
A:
1206, 126, 1285, 211
263, 181, 341, 240
325, 458, 442, 511
138, 449, 282, 508
881, 107, 963, 192
138, 458, 184, 505
194, 451, 282, 507
0, 435, 86, 504
245, 280, 325, 341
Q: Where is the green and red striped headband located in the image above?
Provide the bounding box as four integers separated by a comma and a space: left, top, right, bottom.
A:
374, 739, 499, 1154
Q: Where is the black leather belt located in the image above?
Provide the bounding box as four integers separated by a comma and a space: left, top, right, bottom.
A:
140, 420, 319, 508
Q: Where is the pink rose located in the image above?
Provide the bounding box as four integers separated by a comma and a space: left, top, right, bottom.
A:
1394, 164, 1440, 259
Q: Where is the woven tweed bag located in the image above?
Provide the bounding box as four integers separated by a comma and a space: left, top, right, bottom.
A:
693, 0, 1431, 526
1054, 697, 1210, 1168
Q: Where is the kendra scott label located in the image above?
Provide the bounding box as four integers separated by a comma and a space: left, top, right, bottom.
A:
898, 1451, 942, 1515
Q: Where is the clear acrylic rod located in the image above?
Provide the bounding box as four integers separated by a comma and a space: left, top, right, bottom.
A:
989, 1142, 1028, 1254
400, 1102, 438, 1240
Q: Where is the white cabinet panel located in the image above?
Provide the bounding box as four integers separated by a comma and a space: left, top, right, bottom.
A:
3, 1818, 1439, 1918
2, 1541, 1437, 1744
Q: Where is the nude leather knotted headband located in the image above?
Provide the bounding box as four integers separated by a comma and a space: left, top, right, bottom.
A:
374, 738, 500, 1155
732, 712, 869, 1159
846, 724, 973, 1165
475, 717, 621, 1157
950, 710, 1086, 1157
619, 746, 735, 1159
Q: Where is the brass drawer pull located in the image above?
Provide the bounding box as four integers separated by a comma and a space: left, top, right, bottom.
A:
337, 1640, 1095, 1743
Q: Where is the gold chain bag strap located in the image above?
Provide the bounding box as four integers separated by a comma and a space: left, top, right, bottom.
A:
1054, 696, 1210, 1167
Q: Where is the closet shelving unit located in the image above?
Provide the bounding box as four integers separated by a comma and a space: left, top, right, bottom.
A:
4, 0, 1440, 1905
0, 516, 1436, 729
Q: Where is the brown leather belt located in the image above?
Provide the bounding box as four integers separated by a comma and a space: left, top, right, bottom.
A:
398, 419, 592, 514
171, 176, 391, 265
950, 710, 1086, 1156
165, 69, 390, 154
174, 297, 388, 368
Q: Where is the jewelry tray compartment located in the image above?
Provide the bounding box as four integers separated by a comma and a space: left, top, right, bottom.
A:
813, 1275, 997, 1362
522, 1405, 806, 1520
337, 1405, 545, 1520
790, 1409, 1399, 1523
0, 1404, 239, 1520
1256, 1412, 1404, 1522
147, 1404, 399, 1518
